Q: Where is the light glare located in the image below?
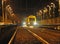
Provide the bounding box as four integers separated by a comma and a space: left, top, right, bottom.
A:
34, 22, 37, 25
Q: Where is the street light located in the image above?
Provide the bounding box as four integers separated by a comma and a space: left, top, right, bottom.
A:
36, 10, 42, 16
6, 5, 16, 24
39, 10, 43, 15
43, 7, 48, 13
43, 7, 48, 19
36, 10, 43, 20
51, 3, 55, 16
6, 5, 13, 15
51, 3, 55, 8
2, 0, 4, 22
47, 5, 51, 17
2, 0, 7, 23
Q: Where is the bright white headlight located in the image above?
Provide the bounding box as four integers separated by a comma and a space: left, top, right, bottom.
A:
33, 22, 37, 25
23, 22, 26, 25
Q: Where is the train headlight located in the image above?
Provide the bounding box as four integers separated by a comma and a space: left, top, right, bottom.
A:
33, 22, 37, 25
23, 22, 26, 25
22, 22, 27, 27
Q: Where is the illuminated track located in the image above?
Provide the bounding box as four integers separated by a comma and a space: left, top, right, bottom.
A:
27, 28, 60, 44
13, 27, 42, 44
27, 29, 49, 44
9, 27, 60, 44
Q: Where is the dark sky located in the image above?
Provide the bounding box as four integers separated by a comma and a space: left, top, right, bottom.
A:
9, 0, 54, 16
0, 0, 2, 16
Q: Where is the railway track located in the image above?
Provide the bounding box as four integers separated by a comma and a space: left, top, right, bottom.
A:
13, 27, 43, 44
27, 28, 60, 44
9, 27, 60, 44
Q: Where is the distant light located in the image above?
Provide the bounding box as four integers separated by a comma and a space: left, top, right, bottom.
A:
22, 25, 27, 27
23, 22, 26, 25
22, 22, 27, 27
33, 22, 37, 25
29, 26, 34, 28
51, 3, 54, 4
0, 22, 4, 25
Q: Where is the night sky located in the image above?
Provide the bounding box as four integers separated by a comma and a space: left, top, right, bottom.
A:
9, 0, 54, 16
0, 0, 2, 16
0, 0, 55, 17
